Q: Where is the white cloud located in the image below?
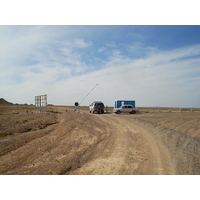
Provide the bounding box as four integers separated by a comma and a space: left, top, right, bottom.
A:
106, 42, 116, 48
0, 26, 200, 108
98, 47, 106, 52
71, 38, 93, 49
52, 44, 200, 107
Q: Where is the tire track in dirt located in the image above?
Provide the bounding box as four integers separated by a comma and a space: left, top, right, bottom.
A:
131, 119, 176, 174
71, 113, 176, 175
131, 116, 200, 175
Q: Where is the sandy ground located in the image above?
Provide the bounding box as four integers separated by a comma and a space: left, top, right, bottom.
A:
0, 107, 199, 175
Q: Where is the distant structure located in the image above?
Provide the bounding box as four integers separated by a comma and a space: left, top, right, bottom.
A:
114, 100, 135, 109
35, 94, 47, 113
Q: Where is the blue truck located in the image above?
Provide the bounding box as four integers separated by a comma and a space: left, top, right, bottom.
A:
113, 100, 138, 114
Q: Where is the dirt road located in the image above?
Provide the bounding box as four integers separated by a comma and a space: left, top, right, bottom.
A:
0, 108, 199, 175
71, 113, 176, 175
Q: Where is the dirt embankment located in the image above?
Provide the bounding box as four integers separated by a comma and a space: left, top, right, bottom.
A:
132, 113, 200, 175
0, 113, 58, 140
0, 107, 199, 175
0, 111, 111, 175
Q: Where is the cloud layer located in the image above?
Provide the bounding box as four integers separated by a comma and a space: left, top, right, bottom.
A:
0, 26, 200, 108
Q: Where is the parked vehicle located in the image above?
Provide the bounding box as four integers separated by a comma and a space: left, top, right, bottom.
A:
114, 100, 135, 109
113, 105, 138, 114
89, 101, 105, 114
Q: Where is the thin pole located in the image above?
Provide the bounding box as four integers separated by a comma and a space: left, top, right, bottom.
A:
79, 83, 98, 105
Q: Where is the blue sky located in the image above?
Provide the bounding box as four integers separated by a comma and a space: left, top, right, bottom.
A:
0, 25, 200, 107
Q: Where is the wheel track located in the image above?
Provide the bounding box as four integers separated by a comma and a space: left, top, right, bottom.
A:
108, 114, 176, 174
71, 113, 176, 175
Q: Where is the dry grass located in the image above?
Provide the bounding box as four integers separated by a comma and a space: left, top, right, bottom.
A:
0, 105, 59, 140
138, 107, 200, 113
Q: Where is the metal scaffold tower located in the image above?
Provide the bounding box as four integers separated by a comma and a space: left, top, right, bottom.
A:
35, 94, 47, 113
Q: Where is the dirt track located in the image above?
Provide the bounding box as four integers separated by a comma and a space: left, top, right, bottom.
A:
0, 108, 200, 175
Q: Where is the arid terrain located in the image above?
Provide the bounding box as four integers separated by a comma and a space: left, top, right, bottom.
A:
0, 104, 200, 175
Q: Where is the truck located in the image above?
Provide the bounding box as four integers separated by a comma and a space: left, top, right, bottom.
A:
113, 100, 139, 114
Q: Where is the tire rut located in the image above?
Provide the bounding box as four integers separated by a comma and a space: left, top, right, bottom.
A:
71, 113, 176, 175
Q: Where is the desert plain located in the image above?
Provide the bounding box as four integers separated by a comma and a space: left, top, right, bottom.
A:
0, 104, 200, 175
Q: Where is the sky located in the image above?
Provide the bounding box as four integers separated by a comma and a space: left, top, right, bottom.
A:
0, 25, 200, 108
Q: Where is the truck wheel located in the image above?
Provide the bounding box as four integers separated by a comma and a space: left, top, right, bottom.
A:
131, 110, 136, 114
